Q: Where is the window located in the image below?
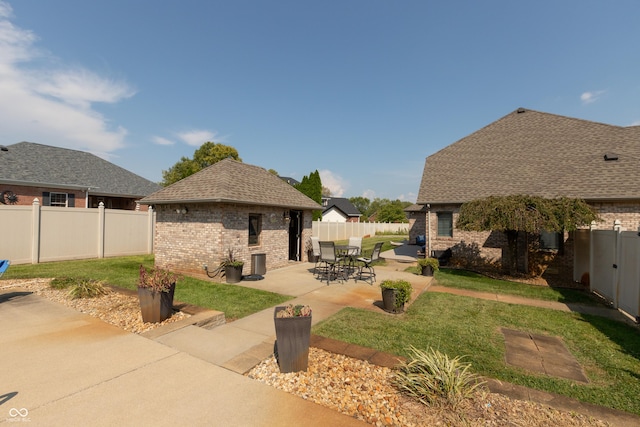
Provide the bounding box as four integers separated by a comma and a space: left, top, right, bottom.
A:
42, 192, 75, 207
540, 230, 562, 251
50, 192, 67, 207
437, 212, 453, 237
249, 214, 262, 246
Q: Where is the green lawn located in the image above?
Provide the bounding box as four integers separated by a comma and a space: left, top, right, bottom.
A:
2, 255, 291, 320
431, 268, 603, 305
313, 288, 640, 415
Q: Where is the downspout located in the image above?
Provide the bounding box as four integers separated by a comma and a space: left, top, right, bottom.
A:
427, 204, 431, 257
85, 188, 89, 208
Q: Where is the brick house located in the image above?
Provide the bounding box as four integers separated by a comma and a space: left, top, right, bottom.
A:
0, 142, 160, 210
139, 158, 322, 275
411, 108, 640, 282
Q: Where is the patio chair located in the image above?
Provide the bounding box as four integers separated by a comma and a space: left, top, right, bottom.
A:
0, 259, 10, 278
310, 237, 327, 278
318, 241, 345, 285
355, 242, 383, 285
344, 236, 362, 274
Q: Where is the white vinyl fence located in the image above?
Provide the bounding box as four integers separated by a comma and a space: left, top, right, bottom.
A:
312, 220, 408, 241
0, 199, 155, 265
574, 224, 640, 321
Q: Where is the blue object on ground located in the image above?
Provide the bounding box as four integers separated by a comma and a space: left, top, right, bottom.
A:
0, 259, 10, 278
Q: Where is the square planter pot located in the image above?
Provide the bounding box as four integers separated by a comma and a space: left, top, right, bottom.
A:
137, 283, 175, 323
273, 306, 312, 373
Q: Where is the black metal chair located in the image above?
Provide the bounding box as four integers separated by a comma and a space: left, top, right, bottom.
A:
318, 241, 345, 285
355, 242, 383, 284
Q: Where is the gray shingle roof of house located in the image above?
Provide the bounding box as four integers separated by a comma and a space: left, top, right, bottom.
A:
140, 158, 322, 210
417, 108, 640, 204
322, 197, 361, 217
0, 142, 161, 197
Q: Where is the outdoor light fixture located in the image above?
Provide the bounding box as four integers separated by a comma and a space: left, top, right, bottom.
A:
175, 207, 188, 214
283, 211, 290, 222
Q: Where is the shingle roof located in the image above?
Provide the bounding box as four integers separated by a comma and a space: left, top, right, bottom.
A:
0, 142, 161, 197
322, 197, 361, 216
140, 158, 322, 210
417, 108, 640, 204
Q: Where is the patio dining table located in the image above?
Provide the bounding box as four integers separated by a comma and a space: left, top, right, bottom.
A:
335, 245, 360, 278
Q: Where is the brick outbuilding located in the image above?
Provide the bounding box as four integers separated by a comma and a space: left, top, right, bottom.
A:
140, 158, 321, 276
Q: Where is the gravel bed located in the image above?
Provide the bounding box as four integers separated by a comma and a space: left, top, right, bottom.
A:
2, 278, 611, 426
1, 278, 189, 334
247, 348, 610, 427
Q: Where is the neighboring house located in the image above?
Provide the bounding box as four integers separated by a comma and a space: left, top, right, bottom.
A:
0, 142, 160, 210
412, 108, 640, 281
139, 158, 322, 275
280, 176, 300, 186
321, 197, 361, 223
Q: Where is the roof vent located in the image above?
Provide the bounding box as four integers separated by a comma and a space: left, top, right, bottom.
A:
0, 145, 8, 152
516, 108, 526, 114
604, 153, 619, 161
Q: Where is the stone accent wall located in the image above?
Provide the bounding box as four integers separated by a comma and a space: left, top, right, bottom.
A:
154, 203, 311, 275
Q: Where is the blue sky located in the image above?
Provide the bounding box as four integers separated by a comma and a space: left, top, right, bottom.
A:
2, 1, 639, 202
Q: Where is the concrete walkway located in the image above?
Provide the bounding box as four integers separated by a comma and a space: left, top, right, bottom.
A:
146, 261, 431, 375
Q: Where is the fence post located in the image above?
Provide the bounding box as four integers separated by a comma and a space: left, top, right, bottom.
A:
147, 206, 155, 254
98, 202, 105, 259
31, 198, 41, 264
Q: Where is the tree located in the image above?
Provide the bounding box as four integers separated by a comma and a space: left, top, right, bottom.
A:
295, 170, 323, 220
349, 197, 370, 219
376, 200, 410, 223
457, 195, 599, 275
161, 142, 241, 186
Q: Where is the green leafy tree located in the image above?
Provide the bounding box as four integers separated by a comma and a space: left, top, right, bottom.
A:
161, 142, 241, 186
377, 200, 410, 223
457, 195, 599, 275
349, 197, 370, 219
295, 170, 323, 220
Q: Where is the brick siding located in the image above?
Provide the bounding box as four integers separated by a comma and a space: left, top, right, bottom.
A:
410, 201, 640, 282
154, 203, 312, 275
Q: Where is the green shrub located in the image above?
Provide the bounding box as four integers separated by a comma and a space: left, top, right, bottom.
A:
393, 346, 483, 409
67, 279, 109, 299
417, 257, 439, 271
379, 279, 413, 308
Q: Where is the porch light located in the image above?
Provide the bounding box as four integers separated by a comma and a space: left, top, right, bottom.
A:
283, 211, 290, 222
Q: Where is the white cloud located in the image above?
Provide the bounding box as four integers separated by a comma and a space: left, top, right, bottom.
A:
177, 130, 216, 146
33, 69, 134, 109
152, 136, 174, 146
580, 90, 606, 105
319, 169, 347, 197
397, 192, 416, 203
362, 189, 376, 200
630, 120, 640, 127
0, 1, 133, 154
